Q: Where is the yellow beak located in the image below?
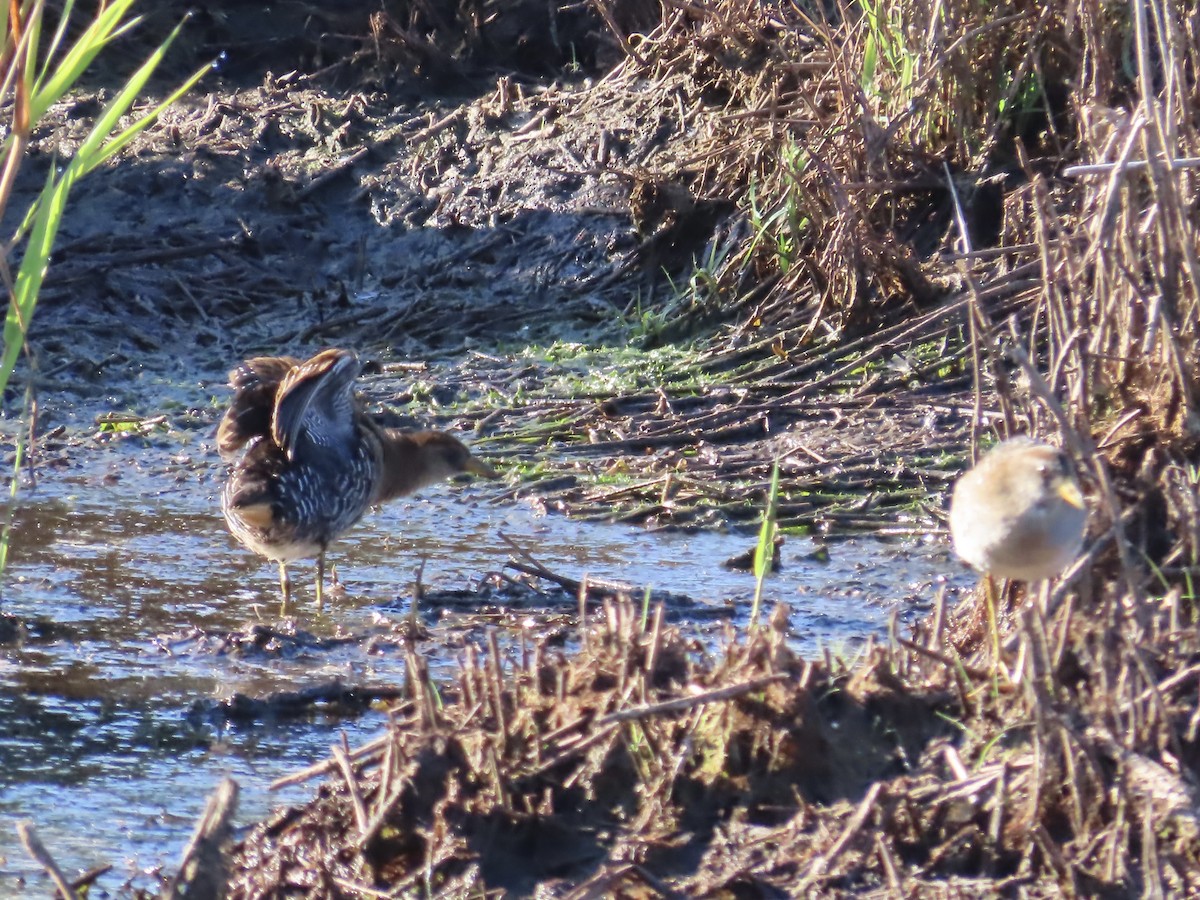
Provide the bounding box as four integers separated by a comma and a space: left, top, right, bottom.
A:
465, 456, 499, 478
1057, 479, 1085, 509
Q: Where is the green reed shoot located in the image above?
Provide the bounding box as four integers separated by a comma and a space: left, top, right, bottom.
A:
2, 3, 207, 396
0, 1, 206, 581
749, 462, 781, 631
858, 0, 916, 103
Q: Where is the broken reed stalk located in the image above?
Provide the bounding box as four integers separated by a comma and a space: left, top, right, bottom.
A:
165, 777, 239, 900
332, 738, 369, 837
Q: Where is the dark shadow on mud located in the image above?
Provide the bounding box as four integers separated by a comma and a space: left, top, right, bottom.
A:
63, 0, 658, 91
11, 0, 742, 426
5, 143, 643, 411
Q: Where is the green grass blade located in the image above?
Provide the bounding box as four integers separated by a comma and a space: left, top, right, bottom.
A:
862, 31, 878, 91
96, 56, 207, 163
749, 462, 781, 631
10, 20, 204, 246
4, 26, 201, 385
35, 0, 77, 86
0, 402, 28, 578
30, 0, 140, 120
1, 161, 71, 388
65, 18, 199, 170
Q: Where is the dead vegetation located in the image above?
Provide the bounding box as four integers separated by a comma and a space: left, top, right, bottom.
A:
219, 586, 1200, 897
225, 600, 941, 897
444, 0, 1200, 541
204, 0, 1200, 894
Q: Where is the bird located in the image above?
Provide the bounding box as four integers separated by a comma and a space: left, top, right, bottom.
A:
217, 348, 497, 611
949, 437, 1087, 583
949, 437, 1087, 661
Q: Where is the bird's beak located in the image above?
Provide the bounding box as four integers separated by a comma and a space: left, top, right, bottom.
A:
1058, 480, 1085, 509
465, 456, 499, 478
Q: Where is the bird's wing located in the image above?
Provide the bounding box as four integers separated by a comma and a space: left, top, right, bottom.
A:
217, 356, 301, 458
271, 350, 359, 460
229, 356, 301, 391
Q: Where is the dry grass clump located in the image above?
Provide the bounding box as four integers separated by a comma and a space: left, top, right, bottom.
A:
585, 0, 1200, 572
418, 0, 1198, 547
589, 0, 1198, 440
224, 601, 920, 896
355, 0, 659, 80
221, 589, 1200, 896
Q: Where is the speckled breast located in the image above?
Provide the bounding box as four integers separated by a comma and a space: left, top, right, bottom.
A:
223, 437, 378, 562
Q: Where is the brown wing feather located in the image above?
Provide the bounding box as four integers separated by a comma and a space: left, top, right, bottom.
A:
216, 355, 301, 458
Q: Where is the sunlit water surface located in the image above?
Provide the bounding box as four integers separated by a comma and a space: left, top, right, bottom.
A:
0, 435, 970, 893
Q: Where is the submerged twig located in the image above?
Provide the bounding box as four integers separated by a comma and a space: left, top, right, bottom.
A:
17, 820, 78, 900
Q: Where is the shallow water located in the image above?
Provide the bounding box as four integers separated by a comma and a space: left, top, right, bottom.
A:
0, 432, 968, 893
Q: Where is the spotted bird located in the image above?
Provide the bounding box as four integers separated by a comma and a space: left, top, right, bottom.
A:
218, 349, 496, 610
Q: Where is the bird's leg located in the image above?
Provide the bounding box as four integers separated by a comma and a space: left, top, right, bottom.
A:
279, 561, 292, 616
316, 550, 326, 610
1027, 579, 1055, 691
1036, 579, 1051, 616
983, 573, 1002, 684
331, 563, 341, 589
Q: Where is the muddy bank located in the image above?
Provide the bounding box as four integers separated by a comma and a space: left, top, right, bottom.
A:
3, 0, 1197, 895
224, 604, 930, 897
8, 0, 978, 533
216, 589, 1200, 898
